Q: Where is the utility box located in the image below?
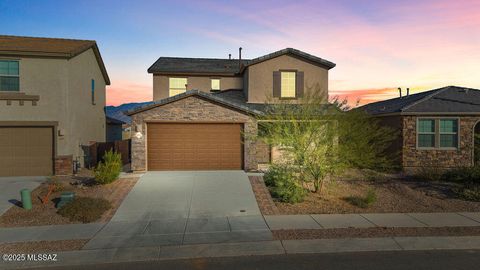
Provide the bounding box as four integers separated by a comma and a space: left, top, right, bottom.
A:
56, 192, 75, 208
20, 189, 32, 210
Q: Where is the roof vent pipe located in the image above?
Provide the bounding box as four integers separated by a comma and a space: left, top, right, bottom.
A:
229, 53, 231, 60
238, 47, 242, 71
406, 88, 410, 96
398, 87, 402, 98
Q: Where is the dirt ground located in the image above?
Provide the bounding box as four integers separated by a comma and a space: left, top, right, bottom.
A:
0, 240, 88, 253
272, 227, 480, 240
0, 170, 138, 227
269, 171, 480, 214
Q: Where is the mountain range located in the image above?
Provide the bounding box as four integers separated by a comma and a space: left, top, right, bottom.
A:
105, 101, 154, 124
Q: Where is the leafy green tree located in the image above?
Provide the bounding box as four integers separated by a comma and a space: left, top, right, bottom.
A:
257, 91, 396, 193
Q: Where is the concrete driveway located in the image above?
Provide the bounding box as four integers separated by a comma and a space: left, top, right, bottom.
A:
84, 171, 271, 249
0, 176, 45, 215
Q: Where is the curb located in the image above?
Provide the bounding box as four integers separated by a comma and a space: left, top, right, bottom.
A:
3, 236, 480, 269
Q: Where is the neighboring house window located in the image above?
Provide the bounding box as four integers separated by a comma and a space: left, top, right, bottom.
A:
280, 71, 296, 98
211, 79, 220, 91
91, 79, 96, 105
439, 119, 458, 148
0, 60, 19, 91
418, 119, 435, 148
169, 78, 187, 96
417, 118, 459, 149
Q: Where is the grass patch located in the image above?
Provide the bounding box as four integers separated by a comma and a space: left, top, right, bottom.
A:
344, 188, 377, 208
57, 197, 111, 223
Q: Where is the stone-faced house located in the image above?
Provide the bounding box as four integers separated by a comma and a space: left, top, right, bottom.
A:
127, 48, 336, 171
360, 86, 480, 173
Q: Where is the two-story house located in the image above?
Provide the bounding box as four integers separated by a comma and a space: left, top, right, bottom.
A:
0, 35, 110, 176
127, 48, 335, 171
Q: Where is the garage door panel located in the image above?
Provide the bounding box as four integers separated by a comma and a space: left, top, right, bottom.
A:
0, 127, 53, 176
147, 123, 242, 170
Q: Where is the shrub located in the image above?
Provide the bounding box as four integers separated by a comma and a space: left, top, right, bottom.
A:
441, 166, 480, 183
413, 167, 443, 182
344, 188, 377, 208
94, 150, 122, 184
264, 164, 306, 204
58, 197, 111, 223
453, 184, 480, 202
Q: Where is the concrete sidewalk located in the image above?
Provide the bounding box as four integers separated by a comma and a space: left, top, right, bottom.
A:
4, 236, 480, 269
2, 212, 480, 244
264, 212, 480, 230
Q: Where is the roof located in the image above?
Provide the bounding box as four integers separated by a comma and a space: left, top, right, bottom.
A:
127, 89, 334, 117
148, 57, 250, 75
242, 48, 336, 71
126, 90, 264, 116
0, 35, 110, 85
148, 48, 335, 75
360, 86, 480, 115
106, 116, 126, 125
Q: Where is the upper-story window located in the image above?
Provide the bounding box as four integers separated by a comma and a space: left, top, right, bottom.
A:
91, 79, 96, 105
417, 118, 458, 149
280, 71, 296, 98
169, 78, 187, 97
0, 60, 19, 91
211, 79, 220, 91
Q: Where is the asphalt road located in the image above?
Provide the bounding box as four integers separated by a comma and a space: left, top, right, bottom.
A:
29, 250, 480, 270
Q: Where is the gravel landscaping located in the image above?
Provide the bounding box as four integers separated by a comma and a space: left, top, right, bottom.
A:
0, 239, 88, 253
272, 227, 480, 240
0, 170, 138, 227
251, 171, 480, 215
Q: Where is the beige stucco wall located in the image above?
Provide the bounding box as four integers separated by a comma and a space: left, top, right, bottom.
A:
246, 54, 329, 103
153, 75, 243, 100
0, 48, 106, 165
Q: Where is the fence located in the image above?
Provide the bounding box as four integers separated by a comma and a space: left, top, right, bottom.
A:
83, 139, 131, 168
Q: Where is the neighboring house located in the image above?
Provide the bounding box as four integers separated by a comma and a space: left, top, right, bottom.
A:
360, 86, 480, 173
106, 116, 125, 142
0, 35, 110, 176
127, 48, 335, 171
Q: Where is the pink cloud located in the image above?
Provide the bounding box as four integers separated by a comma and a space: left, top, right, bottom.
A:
107, 81, 152, 106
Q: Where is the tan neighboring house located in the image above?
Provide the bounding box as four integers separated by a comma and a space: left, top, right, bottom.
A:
0, 35, 110, 176
127, 48, 335, 171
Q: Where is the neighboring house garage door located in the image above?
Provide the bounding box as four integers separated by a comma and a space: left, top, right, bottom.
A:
0, 127, 54, 176
147, 123, 242, 170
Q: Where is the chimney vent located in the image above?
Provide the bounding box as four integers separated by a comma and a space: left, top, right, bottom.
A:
238, 47, 242, 70
398, 87, 402, 98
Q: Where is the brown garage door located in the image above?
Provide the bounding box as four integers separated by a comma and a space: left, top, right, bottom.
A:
147, 123, 242, 170
0, 127, 54, 176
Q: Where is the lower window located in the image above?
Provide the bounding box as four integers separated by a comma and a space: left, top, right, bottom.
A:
417, 118, 458, 149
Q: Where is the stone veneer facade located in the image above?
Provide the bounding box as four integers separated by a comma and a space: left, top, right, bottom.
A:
402, 115, 480, 172
130, 96, 260, 171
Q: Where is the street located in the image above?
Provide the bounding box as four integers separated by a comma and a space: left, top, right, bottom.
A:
29, 250, 480, 270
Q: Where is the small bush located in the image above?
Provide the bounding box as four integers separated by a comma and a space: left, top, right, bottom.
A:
413, 167, 443, 182
94, 150, 122, 185
453, 184, 480, 202
58, 197, 111, 223
441, 166, 480, 184
264, 164, 306, 204
344, 188, 377, 208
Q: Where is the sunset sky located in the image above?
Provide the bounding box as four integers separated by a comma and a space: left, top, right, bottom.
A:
1, 0, 479, 106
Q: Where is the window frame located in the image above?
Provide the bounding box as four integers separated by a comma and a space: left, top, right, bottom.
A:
168, 77, 188, 97
0, 59, 20, 92
416, 117, 460, 150
210, 78, 220, 91
91, 79, 96, 105
280, 70, 296, 99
